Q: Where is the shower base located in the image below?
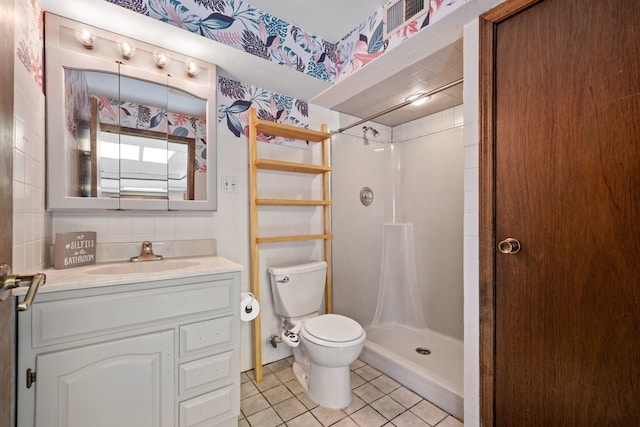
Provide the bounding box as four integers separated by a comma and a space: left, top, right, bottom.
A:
360, 325, 464, 419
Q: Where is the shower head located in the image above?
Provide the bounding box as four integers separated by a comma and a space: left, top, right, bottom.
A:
362, 126, 379, 137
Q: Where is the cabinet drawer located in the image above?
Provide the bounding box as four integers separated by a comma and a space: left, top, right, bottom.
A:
179, 352, 233, 396
31, 278, 233, 348
179, 385, 236, 427
180, 317, 232, 358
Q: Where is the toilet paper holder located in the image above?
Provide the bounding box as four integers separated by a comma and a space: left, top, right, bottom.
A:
241, 292, 255, 313
240, 292, 260, 322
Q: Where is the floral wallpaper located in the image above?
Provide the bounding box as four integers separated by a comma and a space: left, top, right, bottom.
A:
217, 75, 310, 147
107, 0, 339, 82
15, 0, 44, 88
334, 0, 465, 83
106, 0, 466, 84
64, 69, 91, 137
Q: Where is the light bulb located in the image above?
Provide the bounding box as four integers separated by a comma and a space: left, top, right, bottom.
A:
185, 59, 201, 77
153, 49, 169, 69
75, 28, 96, 49
117, 38, 136, 59
405, 93, 431, 106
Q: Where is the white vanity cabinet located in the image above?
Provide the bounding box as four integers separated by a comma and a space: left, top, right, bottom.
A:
16, 268, 241, 427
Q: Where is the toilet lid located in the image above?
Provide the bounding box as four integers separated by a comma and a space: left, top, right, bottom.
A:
303, 314, 363, 343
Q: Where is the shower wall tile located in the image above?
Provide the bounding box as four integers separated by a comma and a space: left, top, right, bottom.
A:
391, 105, 463, 144
454, 105, 464, 126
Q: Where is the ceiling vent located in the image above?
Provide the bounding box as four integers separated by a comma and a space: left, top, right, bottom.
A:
384, 0, 427, 36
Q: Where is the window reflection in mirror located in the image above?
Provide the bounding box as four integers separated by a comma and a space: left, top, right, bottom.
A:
62, 68, 208, 204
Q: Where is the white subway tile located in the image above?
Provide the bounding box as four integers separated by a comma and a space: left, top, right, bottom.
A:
464, 190, 479, 215
463, 413, 480, 427
13, 181, 25, 214
463, 119, 479, 148
464, 213, 479, 237
12, 244, 25, 273
464, 258, 480, 289
13, 149, 25, 183
464, 343, 480, 375
14, 115, 26, 152
13, 213, 25, 246
464, 145, 479, 169
441, 109, 455, 128
464, 167, 479, 192
465, 324, 480, 350
464, 236, 479, 261
462, 388, 480, 425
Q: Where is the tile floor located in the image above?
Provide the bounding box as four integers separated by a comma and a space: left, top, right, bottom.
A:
239, 358, 463, 427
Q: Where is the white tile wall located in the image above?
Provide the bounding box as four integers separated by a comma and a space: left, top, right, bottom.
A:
393, 104, 464, 143
462, 16, 481, 427
12, 61, 49, 274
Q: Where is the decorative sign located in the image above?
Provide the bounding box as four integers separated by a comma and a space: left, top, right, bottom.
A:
54, 232, 97, 269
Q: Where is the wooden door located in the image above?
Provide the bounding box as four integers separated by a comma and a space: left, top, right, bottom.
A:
480, 0, 640, 425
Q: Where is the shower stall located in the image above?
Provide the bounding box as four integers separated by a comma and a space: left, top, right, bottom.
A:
331, 110, 464, 418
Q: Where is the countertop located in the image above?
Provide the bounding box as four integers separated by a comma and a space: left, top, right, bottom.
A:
12, 256, 243, 297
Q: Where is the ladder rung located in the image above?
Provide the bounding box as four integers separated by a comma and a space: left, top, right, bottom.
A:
256, 159, 330, 174
257, 234, 333, 243
255, 119, 330, 142
257, 199, 332, 206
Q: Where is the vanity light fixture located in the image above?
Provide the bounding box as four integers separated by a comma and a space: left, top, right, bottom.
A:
116, 38, 136, 60
153, 49, 170, 69
75, 27, 96, 49
185, 59, 201, 77
405, 92, 431, 106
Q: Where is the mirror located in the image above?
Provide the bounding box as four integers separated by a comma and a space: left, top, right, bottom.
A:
45, 15, 216, 211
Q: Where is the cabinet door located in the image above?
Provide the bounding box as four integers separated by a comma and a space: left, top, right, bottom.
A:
35, 330, 174, 427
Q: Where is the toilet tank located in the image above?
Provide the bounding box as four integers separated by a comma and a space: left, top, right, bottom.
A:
268, 261, 327, 318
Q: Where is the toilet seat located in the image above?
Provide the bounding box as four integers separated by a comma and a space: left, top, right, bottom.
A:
301, 314, 365, 348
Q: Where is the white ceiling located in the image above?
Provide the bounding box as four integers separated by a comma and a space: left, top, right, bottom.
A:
40, 0, 472, 128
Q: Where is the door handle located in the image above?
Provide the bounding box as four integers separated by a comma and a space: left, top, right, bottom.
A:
498, 238, 521, 254
0, 264, 46, 311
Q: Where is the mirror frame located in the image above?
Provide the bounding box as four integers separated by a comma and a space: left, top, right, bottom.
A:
45, 14, 217, 211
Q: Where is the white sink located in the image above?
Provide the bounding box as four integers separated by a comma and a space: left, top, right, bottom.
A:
87, 260, 199, 275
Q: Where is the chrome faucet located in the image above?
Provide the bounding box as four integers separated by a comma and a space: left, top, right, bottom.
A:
129, 241, 163, 262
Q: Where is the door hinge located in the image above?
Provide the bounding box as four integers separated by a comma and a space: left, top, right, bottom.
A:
26, 368, 36, 389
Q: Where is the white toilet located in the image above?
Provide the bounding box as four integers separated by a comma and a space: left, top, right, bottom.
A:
268, 261, 366, 409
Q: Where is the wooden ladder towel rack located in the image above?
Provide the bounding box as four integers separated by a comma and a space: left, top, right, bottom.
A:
248, 107, 333, 382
